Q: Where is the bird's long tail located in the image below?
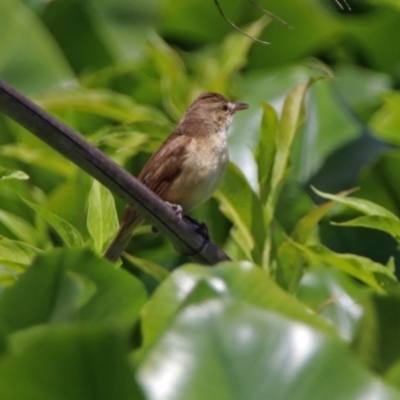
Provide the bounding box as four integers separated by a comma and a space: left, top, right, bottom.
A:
103, 207, 144, 263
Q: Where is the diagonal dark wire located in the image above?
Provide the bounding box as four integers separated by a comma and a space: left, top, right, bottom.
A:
335, 0, 351, 10
0, 79, 231, 265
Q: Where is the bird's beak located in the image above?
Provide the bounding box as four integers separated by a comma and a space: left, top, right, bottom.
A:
232, 102, 249, 113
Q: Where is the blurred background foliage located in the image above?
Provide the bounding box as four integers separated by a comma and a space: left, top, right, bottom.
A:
1, 0, 400, 398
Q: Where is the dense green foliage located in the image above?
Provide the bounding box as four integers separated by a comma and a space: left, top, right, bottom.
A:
1, 0, 400, 398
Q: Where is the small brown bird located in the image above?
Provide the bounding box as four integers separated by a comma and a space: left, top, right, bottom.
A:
104, 92, 248, 262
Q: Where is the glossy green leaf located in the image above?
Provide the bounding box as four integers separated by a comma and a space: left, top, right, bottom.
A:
0, 166, 29, 181
87, 180, 119, 253
22, 198, 83, 248
296, 268, 371, 341
0, 249, 147, 335
0, 326, 144, 400
138, 299, 399, 400
140, 261, 335, 354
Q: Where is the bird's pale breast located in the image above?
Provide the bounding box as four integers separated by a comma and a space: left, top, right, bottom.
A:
164, 130, 228, 212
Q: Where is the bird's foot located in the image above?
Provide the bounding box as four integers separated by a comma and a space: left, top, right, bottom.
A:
184, 215, 209, 240
165, 202, 183, 221
152, 202, 183, 233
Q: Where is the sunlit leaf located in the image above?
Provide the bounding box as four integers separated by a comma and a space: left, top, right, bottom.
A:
292, 201, 335, 244
140, 261, 335, 354
87, 181, 119, 253
265, 82, 310, 222
370, 92, 400, 146
215, 163, 266, 263
0, 239, 42, 266
256, 102, 278, 204
36, 88, 166, 124
296, 268, 370, 341
0, 166, 29, 181
138, 299, 399, 400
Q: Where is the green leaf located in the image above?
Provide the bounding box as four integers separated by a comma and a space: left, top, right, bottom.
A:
22, 198, 83, 248
0, 0, 75, 93
197, 17, 269, 93
312, 187, 400, 220
0, 209, 38, 245
370, 92, 400, 146
265, 82, 310, 222
0, 249, 147, 335
385, 359, 400, 391
333, 216, 400, 243
87, 180, 119, 253
0, 166, 29, 181
0, 239, 42, 266
140, 261, 336, 354
298, 244, 398, 293
276, 239, 305, 293
353, 294, 400, 374
123, 253, 169, 282
215, 163, 266, 263
256, 102, 278, 204
138, 299, 399, 400
291, 200, 335, 244
36, 88, 166, 124
296, 268, 371, 341
356, 152, 400, 216
146, 34, 190, 120
0, 326, 145, 400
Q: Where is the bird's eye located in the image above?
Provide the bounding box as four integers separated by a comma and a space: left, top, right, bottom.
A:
222, 104, 229, 112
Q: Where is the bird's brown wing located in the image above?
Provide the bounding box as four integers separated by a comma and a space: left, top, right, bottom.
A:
138, 133, 190, 197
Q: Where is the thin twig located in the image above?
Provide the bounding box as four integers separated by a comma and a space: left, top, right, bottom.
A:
214, 0, 271, 45
245, 0, 293, 28
335, 0, 351, 11
0, 79, 231, 265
